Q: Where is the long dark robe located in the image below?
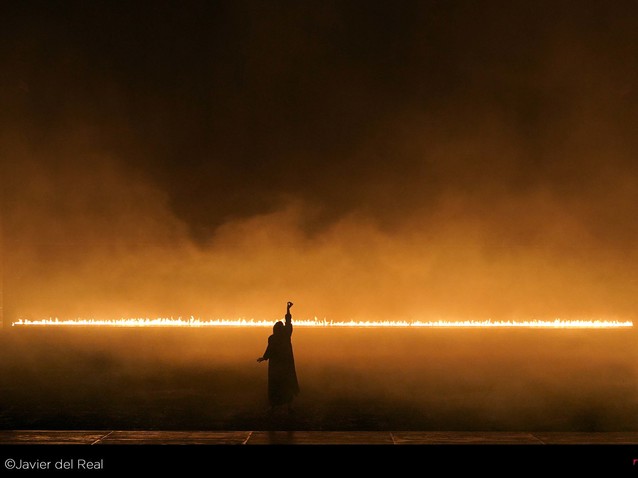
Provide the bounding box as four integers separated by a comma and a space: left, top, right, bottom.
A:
262, 313, 300, 407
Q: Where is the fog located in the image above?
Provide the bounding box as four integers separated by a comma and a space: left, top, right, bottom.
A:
1, 1, 638, 432
1, 328, 637, 431
3, 129, 637, 323
2, 2, 638, 324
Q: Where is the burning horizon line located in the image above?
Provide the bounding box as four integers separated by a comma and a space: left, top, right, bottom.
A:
10, 317, 634, 328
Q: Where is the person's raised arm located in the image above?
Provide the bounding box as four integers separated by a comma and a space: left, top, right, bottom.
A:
285, 301, 293, 325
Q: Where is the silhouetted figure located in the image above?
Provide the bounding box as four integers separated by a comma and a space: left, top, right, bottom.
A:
257, 301, 300, 411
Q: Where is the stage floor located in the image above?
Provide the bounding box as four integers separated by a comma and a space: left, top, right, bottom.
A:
2, 430, 638, 445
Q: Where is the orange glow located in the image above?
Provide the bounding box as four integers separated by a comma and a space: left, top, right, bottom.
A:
10, 317, 634, 328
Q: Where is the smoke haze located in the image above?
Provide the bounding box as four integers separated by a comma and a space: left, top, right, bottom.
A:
1, 328, 637, 432
2, 1, 638, 323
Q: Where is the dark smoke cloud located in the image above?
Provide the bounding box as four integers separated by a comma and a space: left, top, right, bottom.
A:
2, 1, 638, 322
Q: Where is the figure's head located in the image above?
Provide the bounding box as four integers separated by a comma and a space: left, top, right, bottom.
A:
273, 321, 284, 335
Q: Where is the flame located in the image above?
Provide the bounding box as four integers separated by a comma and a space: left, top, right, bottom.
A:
10, 317, 634, 328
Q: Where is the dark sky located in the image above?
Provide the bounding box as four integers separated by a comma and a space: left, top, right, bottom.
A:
2, 1, 638, 321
